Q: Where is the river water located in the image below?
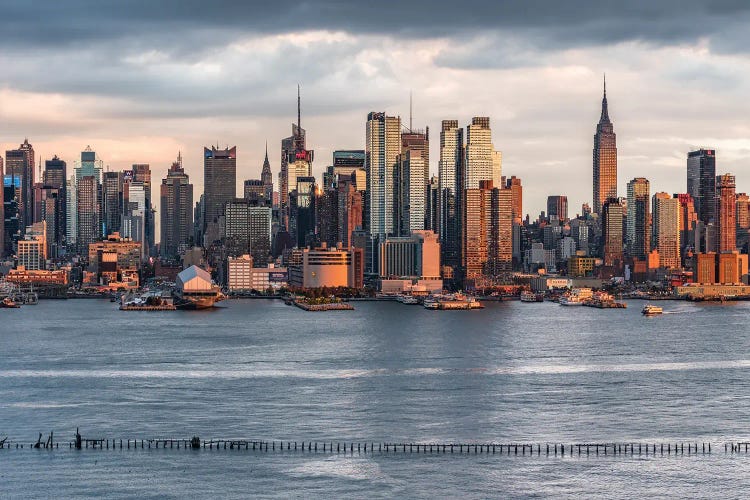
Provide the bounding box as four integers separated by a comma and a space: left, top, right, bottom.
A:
2, 298, 750, 497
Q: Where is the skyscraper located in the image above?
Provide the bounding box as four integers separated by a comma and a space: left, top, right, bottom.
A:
593, 78, 617, 215
102, 171, 124, 237
5, 140, 35, 232
546, 195, 568, 221
463, 180, 512, 283
465, 117, 497, 189
652, 192, 681, 269
279, 87, 313, 229
716, 173, 736, 253
366, 112, 401, 238
43, 156, 67, 252
76, 175, 101, 253
203, 145, 237, 230
438, 120, 464, 277
399, 127, 429, 234
396, 147, 428, 235
0, 155, 4, 255
260, 143, 273, 205
131, 164, 154, 255
675, 193, 697, 252
160, 153, 193, 259
602, 198, 623, 269
626, 178, 650, 259
687, 148, 716, 224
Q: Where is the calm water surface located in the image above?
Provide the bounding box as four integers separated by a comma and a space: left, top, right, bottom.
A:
2, 298, 750, 498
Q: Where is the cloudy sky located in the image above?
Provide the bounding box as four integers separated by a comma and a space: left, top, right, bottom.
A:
2, 0, 750, 220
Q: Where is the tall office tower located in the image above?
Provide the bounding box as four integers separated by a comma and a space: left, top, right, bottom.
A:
36, 186, 62, 258
400, 126, 429, 234
289, 176, 316, 247
66, 175, 77, 248
652, 192, 681, 269
3, 170, 20, 256
279, 87, 313, 229
337, 177, 363, 248
463, 180, 512, 282
738, 193, 750, 230
224, 199, 272, 265
122, 180, 147, 256
260, 143, 273, 204
593, 78, 617, 215
504, 176, 523, 224
243, 179, 267, 204
366, 112, 401, 238
5, 140, 35, 232
687, 148, 716, 224
488, 187, 513, 278
131, 164, 154, 254
102, 171, 123, 237
675, 193, 698, 252
316, 186, 338, 248
716, 173, 736, 253
76, 175, 101, 254
331, 150, 366, 190
160, 153, 193, 259
546, 195, 568, 221
626, 177, 650, 259
0, 156, 3, 256
397, 148, 428, 234
75, 146, 103, 182
601, 198, 623, 268
203, 145, 237, 230
426, 175, 439, 232
43, 156, 67, 250
438, 120, 464, 276
463, 182, 491, 281
465, 117, 496, 189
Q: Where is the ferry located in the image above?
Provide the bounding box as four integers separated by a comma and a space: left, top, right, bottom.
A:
423, 297, 439, 309
396, 294, 420, 305
559, 295, 584, 306
520, 291, 544, 303
641, 304, 663, 316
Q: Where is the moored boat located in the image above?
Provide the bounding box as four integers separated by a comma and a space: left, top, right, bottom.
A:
520, 291, 544, 303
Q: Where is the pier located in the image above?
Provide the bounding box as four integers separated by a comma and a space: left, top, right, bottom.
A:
5, 432, 750, 459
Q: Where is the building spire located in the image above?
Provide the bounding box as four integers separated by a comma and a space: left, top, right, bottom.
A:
599, 73, 610, 124
297, 84, 301, 138
264, 141, 269, 161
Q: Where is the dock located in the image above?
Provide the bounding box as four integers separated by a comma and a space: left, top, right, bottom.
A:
292, 300, 354, 311
5, 431, 750, 459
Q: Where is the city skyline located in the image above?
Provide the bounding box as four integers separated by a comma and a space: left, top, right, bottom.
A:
4, 2, 750, 217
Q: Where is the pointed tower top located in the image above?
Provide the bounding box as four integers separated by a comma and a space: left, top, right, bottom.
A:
177, 150, 182, 167
264, 141, 269, 161
599, 73, 611, 124
297, 84, 301, 137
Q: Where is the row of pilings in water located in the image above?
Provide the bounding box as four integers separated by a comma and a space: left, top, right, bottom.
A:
5, 434, 750, 457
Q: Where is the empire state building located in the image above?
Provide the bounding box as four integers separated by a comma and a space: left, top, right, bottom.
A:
593, 77, 617, 215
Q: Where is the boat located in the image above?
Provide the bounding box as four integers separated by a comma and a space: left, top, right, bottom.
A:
22, 292, 38, 305
173, 266, 225, 310
432, 293, 484, 310
423, 297, 439, 309
397, 294, 419, 305
520, 291, 544, 303
559, 295, 584, 306
0, 297, 20, 308
642, 304, 663, 316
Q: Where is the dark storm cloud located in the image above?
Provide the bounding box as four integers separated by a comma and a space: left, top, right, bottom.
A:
3, 0, 750, 49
